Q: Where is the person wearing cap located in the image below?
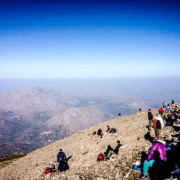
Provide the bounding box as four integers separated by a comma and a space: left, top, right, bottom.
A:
106, 140, 122, 159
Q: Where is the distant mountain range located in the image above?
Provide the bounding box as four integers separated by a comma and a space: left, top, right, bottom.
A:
0, 88, 105, 156
0, 87, 149, 156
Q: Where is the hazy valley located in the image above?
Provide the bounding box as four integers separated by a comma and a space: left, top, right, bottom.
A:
0, 87, 147, 157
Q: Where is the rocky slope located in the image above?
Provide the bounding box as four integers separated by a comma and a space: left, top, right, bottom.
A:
1, 106, 179, 180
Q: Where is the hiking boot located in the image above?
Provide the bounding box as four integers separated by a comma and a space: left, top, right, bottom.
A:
139, 174, 148, 179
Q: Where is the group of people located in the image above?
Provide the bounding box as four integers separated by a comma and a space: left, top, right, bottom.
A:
139, 100, 180, 179
94, 125, 117, 138
50, 100, 180, 180
148, 100, 180, 139
54, 126, 119, 173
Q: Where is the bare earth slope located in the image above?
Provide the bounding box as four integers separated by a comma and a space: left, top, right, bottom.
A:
1, 107, 179, 180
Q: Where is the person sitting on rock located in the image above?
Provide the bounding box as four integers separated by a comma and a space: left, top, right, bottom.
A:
139, 137, 167, 179
106, 140, 121, 159
166, 105, 171, 114
166, 113, 173, 126
104, 145, 113, 157
105, 125, 110, 134
97, 127, 103, 138
57, 149, 68, 172
163, 101, 166, 108
109, 127, 117, 133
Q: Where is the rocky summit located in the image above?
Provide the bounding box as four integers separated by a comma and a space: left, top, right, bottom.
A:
0, 106, 179, 180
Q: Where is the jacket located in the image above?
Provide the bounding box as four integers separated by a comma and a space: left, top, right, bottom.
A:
97, 129, 102, 135
154, 115, 164, 129
147, 140, 167, 162
106, 127, 110, 132
148, 112, 153, 120
114, 144, 121, 154
57, 152, 66, 162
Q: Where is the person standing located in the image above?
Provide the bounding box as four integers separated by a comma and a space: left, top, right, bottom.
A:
154, 114, 164, 139
148, 109, 153, 131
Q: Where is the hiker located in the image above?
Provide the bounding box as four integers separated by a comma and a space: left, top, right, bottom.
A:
97, 127, 103, 138
174, 111, 179, 124
148, 109, 153, 131
57, 149, 68, 172
118, 113, 121, 117
109, 127, 116, 133
163, 101, 166, 108
104, 145, 113, 157
139, 137, 167, 179
154, 114, 164, 139
166, 113, 173, 126
175, 105, 178, 111
158, 107, 164, 114
175, 112, 180, 124
166, 105, 171, 114
172, 100, 175, 105
139, 108, 141, 112
105, 125, 110, 134
106, 140, 121, 159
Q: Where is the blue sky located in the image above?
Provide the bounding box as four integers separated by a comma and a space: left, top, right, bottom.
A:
0, 0, 180, 78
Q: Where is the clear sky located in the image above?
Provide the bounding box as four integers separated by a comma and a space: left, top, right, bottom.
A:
0, 0, 180, 78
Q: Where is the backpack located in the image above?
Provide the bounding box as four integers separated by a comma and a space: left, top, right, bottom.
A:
97, 153, 105, 161
156, 120, 161, 129
45, 168, 51, 174
57, 152, 66, 162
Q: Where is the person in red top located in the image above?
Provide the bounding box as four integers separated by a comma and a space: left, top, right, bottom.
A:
105, 125, 110, 134
158, 108, 164, 114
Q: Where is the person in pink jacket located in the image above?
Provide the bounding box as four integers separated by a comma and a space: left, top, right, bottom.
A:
139, 137, 167, 179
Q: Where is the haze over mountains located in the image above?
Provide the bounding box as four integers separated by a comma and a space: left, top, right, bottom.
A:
0, 77, 180, 156
0, 87, 104, 156
0, 87, 142, 156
